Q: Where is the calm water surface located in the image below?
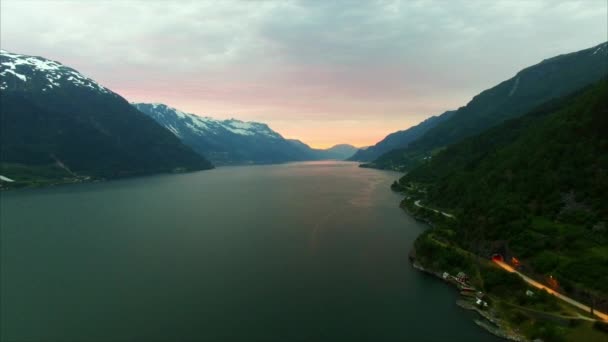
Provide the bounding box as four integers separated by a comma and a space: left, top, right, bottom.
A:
1, 161, 498, 341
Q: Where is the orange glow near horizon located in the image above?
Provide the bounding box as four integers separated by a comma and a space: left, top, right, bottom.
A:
118, 83, 460, 149
254, 116, 426, 149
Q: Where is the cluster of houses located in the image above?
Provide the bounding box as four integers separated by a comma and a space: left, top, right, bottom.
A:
442, 271, 488, 308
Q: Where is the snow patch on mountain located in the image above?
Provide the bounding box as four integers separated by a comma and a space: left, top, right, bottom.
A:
0, 175, 15, 182
133, 103, 283, 139
0, 50, 109, 93
166, 125, 182, 137
2, 68, 27, 82
223, 120, 256, 136
591, 42, 607, 56
508, 76, 520, 97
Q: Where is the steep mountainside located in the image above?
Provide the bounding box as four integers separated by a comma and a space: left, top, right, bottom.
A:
370, 42, 608, 171
348, 110, 454, 162
0, 50, 212, 187
133, 103, 355, 164
401, 79, 608, 301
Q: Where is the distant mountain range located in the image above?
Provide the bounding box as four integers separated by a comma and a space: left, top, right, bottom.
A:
364, 41, 608, 170
286, 139, 358, 161
0, 50, 359, 187
133, 103, 357, 165
0, 50, 212, 187
5, 42, 603, 189
319, 144, 360, 160
348, 110, 455, 162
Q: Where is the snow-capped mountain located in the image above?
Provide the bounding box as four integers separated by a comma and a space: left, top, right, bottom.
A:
0, 50, 110, 94
133, 103, 315, 164
0, 50, 212, 186
133, 103, 283, 140
133, 103, 357, 164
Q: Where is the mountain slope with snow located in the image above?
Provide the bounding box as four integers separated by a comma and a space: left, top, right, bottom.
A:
133, 103, 357, 164
0, 50, 212, 187
133, 103, 314, 164
0, 50, 110, 94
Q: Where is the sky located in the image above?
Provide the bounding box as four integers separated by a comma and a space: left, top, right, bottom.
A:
1, 1, 606, 148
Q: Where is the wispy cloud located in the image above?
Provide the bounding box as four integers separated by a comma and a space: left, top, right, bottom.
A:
2, 0, 606, 147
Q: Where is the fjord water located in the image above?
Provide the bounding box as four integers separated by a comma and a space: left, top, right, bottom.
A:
1, 161, 497, 341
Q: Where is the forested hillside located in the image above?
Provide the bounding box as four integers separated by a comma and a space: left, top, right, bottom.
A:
400, 79, 608, 301
370, 42, 608, 171
348, 110, 454, 162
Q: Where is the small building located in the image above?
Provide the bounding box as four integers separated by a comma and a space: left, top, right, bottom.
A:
442, 272, 449, 280
548, 275, 559, 289
460, 286, 476, 293
526, 290, 535, 297
492, 254, 504, 262
475, 298, 488, 307
511, 257, 521, 267
456, 271, 469, 283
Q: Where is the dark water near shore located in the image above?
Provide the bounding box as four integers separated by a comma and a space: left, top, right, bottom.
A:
1, 161, 498, 341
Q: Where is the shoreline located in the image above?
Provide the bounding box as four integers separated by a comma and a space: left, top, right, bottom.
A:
410, 256, 527, 341
0, 166, 213, 192
0, 176, 97, 191
399, 189, 608, 341
403, 199, 527, 341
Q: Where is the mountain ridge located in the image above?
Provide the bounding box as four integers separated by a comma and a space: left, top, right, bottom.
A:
348, 110, 455, 162
0, 50, 213, 187
368, 41, 608, 171
133, 102, 357, 164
